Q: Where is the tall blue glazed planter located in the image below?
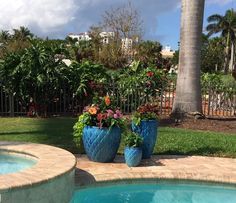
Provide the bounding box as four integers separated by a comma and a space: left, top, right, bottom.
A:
124, 147, 142, 167
132, 120, 158, 159
83, 126, 121, 162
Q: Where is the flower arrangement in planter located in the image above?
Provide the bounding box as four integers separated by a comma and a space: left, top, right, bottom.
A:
132, 103, 159, 159
73, 95, 125, 163
124, 131, 143, 167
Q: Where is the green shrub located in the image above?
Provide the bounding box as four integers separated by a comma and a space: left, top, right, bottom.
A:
124, 131, 143, 148
73, 114, 86, 153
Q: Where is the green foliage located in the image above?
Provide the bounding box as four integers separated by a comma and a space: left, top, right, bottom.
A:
206, 9, 236, 73
0, 37, 109, 116
135, 40, 162, 67
132, 112, 158, 126
118, 66, 168, 99
201, 36, 225, 73
201, 73, 236, 89
201, 73, 222, 87
132, 103, 159, 126
171, 50, 179, 65
68, 61, 108, 97
221, 74, 236, 89
124, 131, 143, 148
73, 114, 86, 153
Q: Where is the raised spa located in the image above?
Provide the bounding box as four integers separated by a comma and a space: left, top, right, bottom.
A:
0, 142, 76, 203
71, 181, 236, 203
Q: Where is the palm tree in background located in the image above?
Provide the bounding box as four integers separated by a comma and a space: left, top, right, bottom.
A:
13, 26, 34, 40
206, 9, 236, 74
172, 0, 205, 117
0, 30, 11, 43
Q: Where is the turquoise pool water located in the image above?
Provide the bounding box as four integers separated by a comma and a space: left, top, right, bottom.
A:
0, 153, 36, 174
71, 181, 236, 203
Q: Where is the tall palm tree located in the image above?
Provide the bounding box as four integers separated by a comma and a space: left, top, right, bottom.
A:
206, 9, 236, 73
172, 0, 205, 116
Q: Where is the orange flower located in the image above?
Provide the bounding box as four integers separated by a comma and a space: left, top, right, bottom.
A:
104, 96, 111, 106
88, 107, 97, 115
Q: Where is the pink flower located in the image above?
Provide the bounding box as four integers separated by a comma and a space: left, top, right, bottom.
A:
107, 109, 114, 117
113, 114, 118, 119
115, 110, 123, 118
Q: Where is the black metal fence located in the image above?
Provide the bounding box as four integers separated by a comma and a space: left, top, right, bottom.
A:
0, 83, 235, 118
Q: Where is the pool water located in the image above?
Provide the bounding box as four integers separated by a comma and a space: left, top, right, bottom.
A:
71, 182, 236, 203
0, 153, 36, 174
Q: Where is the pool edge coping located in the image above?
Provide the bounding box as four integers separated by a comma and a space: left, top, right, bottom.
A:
0, 141, 76, 192
75, 155, 236, 187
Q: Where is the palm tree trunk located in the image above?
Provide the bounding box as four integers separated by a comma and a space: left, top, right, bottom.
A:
224, 32, 231, 74
172, 0, 205, 117
229, 42, 234, 72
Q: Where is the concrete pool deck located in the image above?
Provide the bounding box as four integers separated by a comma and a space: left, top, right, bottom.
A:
75, 155, 236, 186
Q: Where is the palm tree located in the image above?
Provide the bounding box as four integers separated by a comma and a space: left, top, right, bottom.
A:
172, 0, 205, 117
13, 26, 33, 40
206, 9, 236, 74
0, 30, 11, 43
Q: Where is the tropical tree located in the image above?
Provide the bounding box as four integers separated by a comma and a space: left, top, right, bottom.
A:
135, 40, 162, 67
13, 26, 34, 40
201, 36, 225, 72
102, 2, 143, 40
172, 0, 205, 116
90, 2, 143, 68
0, 27, 33, 58
0, 30, 11, 42
206, 9, 236, 74
0, 30, 11, 58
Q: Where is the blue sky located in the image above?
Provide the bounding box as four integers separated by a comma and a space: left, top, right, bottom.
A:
0, 0, 235, 50
156, 1, 236, 50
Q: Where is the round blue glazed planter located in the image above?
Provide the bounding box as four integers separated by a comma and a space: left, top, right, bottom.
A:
82, 126, 121, 163
124, 147, 142, 167
132, 120, 158, 159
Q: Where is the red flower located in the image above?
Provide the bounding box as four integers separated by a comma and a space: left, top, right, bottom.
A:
97, 113, 107, 128
146, 71, 154, 77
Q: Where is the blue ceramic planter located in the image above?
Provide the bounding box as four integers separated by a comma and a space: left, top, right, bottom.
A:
83, 126, 121, 162
124, 147, 142, 167
132, 120, 158, 159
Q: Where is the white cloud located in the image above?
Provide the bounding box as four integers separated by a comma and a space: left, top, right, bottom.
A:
0, 0, 233, 39
0, 0, 78, 35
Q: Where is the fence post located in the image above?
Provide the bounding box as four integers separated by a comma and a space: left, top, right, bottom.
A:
9, 93, 14, 117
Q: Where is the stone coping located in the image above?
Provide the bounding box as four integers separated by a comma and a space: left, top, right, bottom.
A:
0, 142, 76, 192
75, 155, 236, 187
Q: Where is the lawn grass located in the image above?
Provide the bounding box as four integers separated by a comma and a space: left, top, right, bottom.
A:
0, 117, 236, 157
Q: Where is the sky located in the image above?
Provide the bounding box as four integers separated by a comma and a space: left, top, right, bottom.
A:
0, 0, 235, 50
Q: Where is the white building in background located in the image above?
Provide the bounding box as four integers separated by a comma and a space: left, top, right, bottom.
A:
100, 32, 114, 44
68, 32, 91, 41
67, 32, 138, 55
121, 38, 133, 52
68, 32, 114, 43
161, 45, 175, 58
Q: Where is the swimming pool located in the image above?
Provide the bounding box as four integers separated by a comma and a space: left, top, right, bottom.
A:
0, 152, 36, 174
71, 181, 236, 203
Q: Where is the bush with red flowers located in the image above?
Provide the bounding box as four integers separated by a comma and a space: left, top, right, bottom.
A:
132, 103, 159, 126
